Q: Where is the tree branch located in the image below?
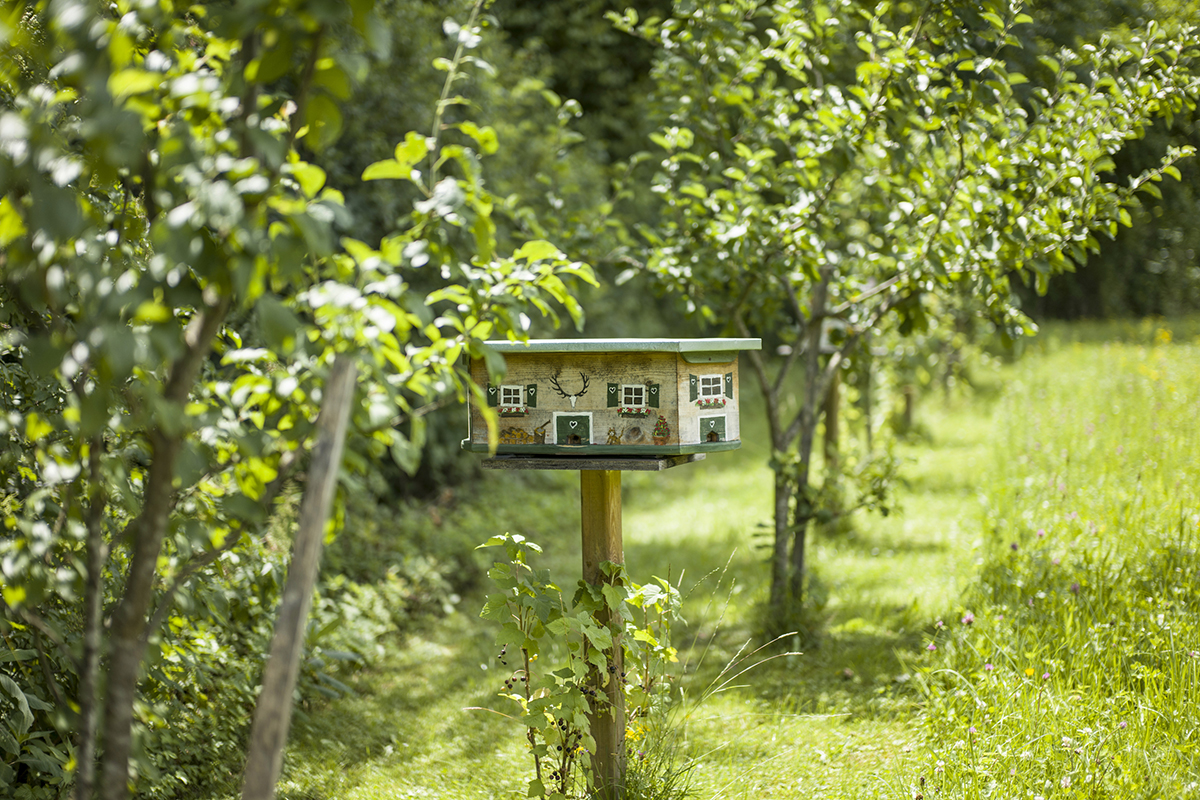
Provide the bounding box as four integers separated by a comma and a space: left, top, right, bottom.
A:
286, 26, 326, 153
141, 448, 301, 643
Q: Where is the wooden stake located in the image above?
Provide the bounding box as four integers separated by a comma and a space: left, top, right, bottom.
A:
580, 469, 625, 799
242, 356, 357, 800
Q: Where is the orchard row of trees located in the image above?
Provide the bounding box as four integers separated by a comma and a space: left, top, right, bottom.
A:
2, 0, 1200, 797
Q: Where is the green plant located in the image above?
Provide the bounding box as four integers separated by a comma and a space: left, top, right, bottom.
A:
477, 533, 687, 800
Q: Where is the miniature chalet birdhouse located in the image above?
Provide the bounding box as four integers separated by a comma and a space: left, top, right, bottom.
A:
463, 338, 762, 456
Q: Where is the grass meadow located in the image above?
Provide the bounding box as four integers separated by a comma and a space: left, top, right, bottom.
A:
264, 319, 1200, 800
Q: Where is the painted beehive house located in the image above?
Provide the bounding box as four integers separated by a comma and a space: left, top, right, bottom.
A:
463, 338, 762, 456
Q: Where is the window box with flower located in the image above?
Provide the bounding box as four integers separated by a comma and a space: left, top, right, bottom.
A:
487, 382, 538, 418
696, 397, 726, 410
607, 382, 659, 418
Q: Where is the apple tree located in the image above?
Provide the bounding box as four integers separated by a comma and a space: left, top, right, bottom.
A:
615, 0, 1199, 630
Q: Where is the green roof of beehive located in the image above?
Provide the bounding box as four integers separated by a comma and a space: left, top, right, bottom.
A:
483, 338, 761, 354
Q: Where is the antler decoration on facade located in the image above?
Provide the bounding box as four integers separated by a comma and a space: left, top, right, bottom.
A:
549, 371, 590, 408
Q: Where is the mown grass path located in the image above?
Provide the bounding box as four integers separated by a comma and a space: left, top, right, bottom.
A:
270, 358, 1009, 800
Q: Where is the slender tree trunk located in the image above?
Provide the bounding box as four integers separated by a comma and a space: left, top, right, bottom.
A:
823, 367, 840, 476
242, 356, 357, 800
98, 297, 229, 800
789, 412, 817, 605
74, 437, 107, 800
786, 271, 830, 607
99, 429, 183, 800
768, 468, 791, 616
863, 352, 873, 451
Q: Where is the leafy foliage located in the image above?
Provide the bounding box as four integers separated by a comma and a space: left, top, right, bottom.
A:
0, 0, 592, 796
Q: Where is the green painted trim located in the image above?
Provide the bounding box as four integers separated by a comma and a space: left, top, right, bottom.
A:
461, 440, 742, 456
482, 338, 761, 355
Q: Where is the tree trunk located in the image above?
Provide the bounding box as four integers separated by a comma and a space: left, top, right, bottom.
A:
97, 297, 229, 800
99, 430, 183, 800
785, 273, 829, 610
823, 367, 840, 476
767, 469, 791, 617
789, 415, 816, 605
241, 356, 358, 800
862, 355, 873, 451
74, 438, 106, 800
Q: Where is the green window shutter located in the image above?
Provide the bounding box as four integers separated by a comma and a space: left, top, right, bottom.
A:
607, 383, 619, 408
648, 382, 660, 408
486, 383, 498, 407
526, 384, 538, 408
724, 372, 734, 399
689, 374, 699, 402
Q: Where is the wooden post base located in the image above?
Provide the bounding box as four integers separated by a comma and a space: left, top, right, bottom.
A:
580, 469, 625, 799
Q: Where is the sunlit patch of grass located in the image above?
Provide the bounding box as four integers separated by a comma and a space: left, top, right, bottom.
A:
911, 326, 1200, 799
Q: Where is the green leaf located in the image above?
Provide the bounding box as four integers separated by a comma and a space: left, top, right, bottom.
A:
0, 197, 25, 247
514, 240, 562, 262
247, 36, 294, 83
391, 432, 421, 476
582, 621, 613, 650
315, 63, 352, 100
257, 295, 301, 352
108, 68, 161, 99
458, 121, 499, 155
289, 162, 327, 198
601, 583, 624, 612
395, 131, 430, 167
0, 675, 33, 734
303, 94, 344, 151
632, 629, 659, 647
363, 159, 409, 181
133, 301, 172, 324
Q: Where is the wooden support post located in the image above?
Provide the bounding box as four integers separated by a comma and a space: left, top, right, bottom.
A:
242, 356, 357, 800
580, 469, 625, 799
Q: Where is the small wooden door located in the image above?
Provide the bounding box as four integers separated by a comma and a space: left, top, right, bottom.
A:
556, 414, 591, 445
700, 415, 726, 442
